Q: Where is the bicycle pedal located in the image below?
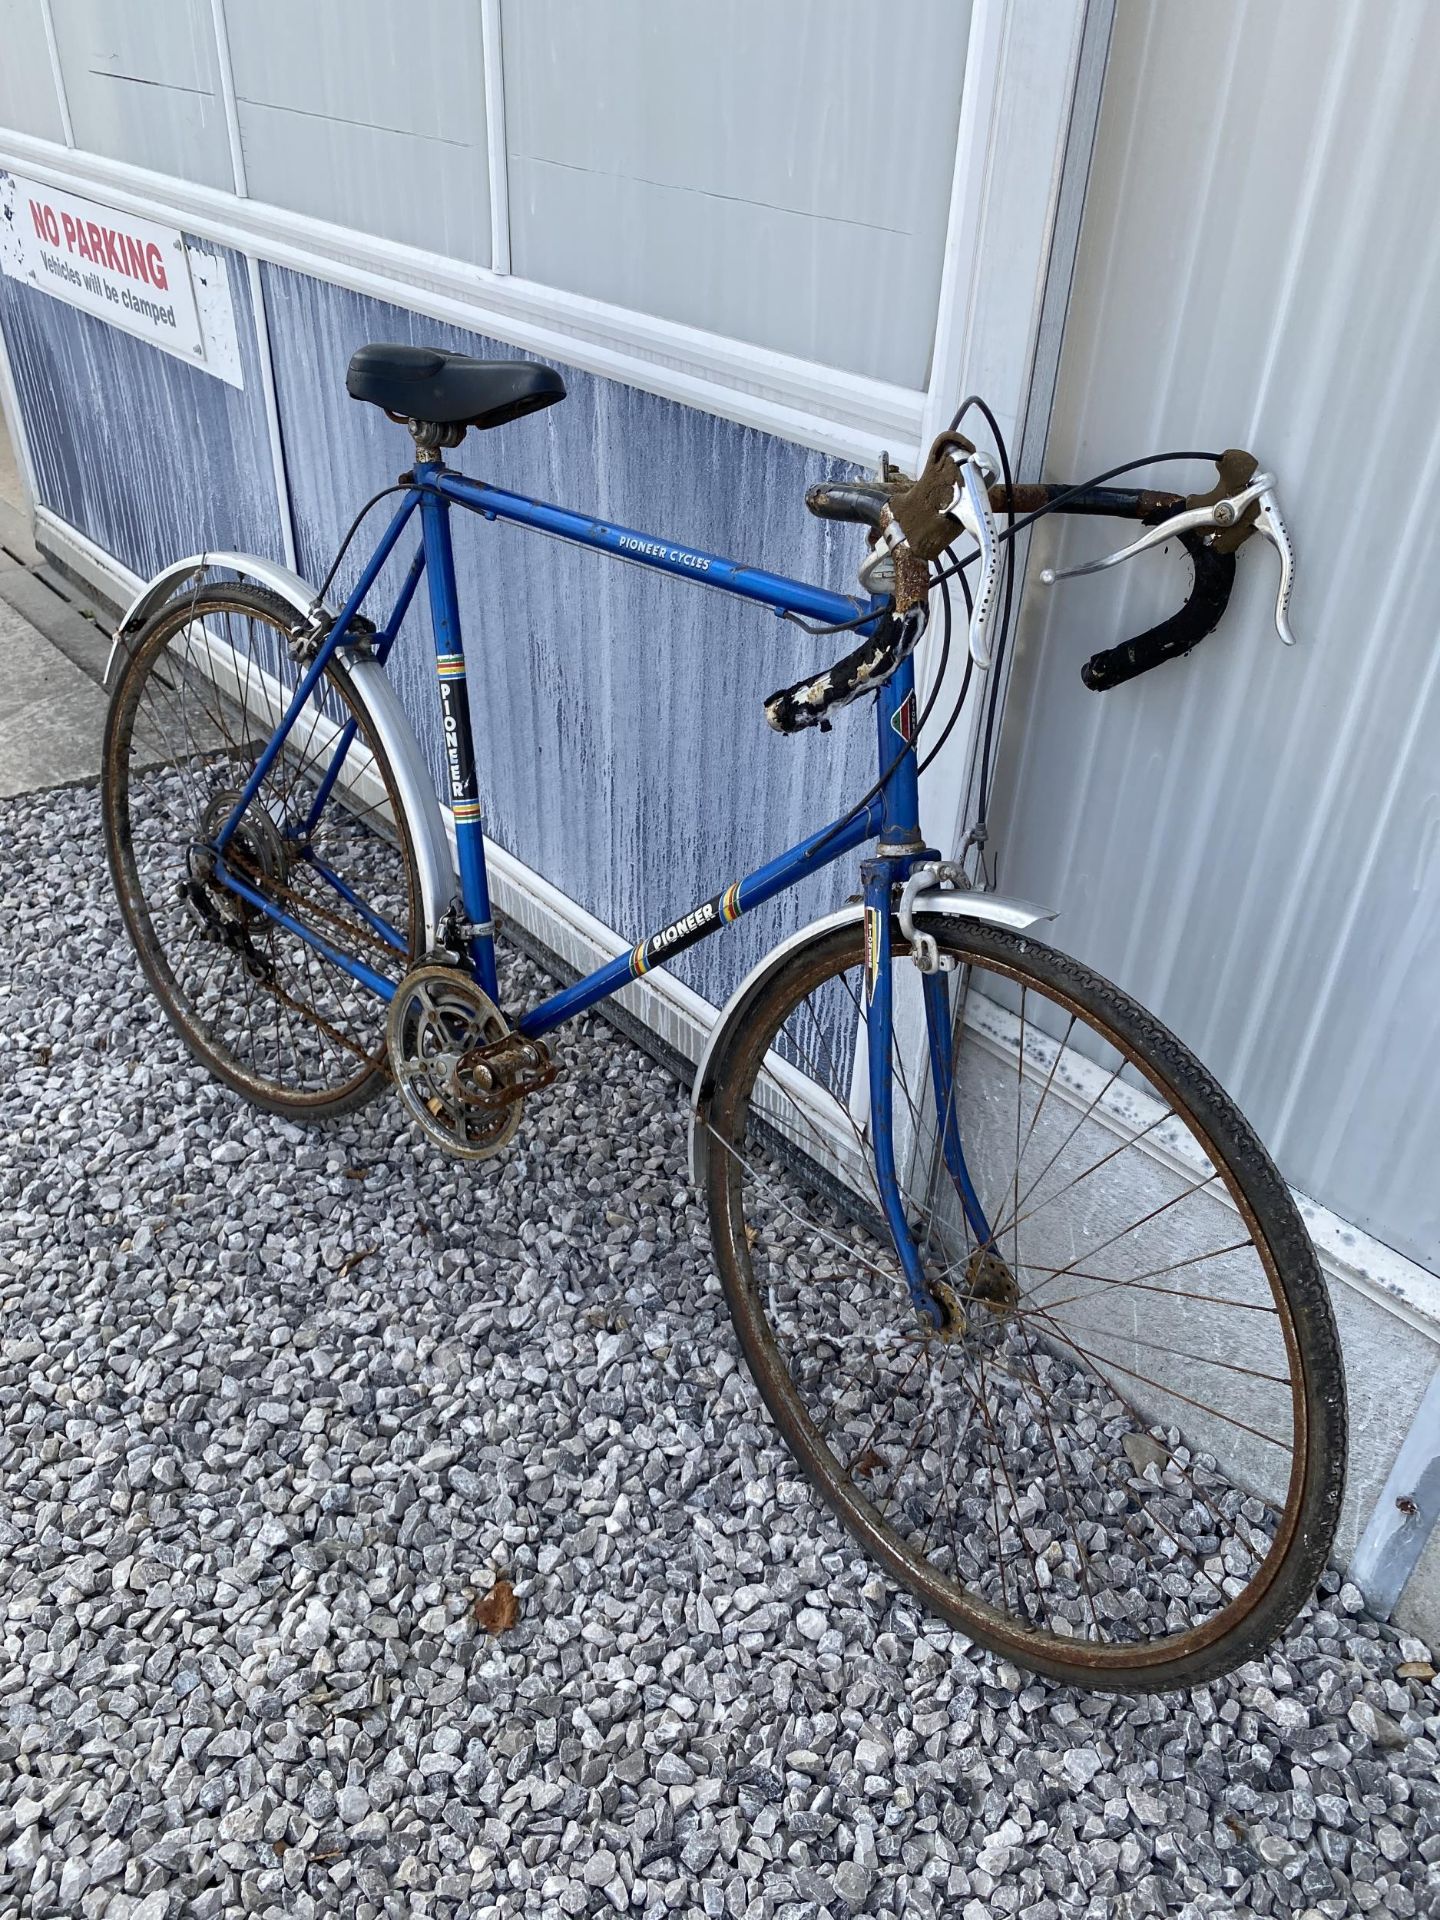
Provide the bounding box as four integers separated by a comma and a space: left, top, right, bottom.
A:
456, 1032, 561, 1111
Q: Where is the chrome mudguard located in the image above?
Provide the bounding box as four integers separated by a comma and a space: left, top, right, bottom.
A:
108, 551, 456, 952
109, 551, 327, 670
688, 892, 1058, 1188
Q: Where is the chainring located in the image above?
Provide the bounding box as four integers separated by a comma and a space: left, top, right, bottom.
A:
385, 964, 523, 1160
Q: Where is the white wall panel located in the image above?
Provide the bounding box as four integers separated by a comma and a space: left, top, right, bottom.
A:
502, 0, 971, 388
226, 0, 490, 264
48, 0, 232, 187
991, 0, 1440, 1273
0, 2, 66, 143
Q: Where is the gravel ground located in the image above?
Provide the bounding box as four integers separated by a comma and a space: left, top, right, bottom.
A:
1, 778, 1437, 1920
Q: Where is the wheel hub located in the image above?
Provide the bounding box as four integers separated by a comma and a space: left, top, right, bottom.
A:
964, 1244, 1022, 1318
184, 789, 291, 932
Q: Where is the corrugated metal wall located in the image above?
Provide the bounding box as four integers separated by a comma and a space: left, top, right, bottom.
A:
992, 0, 1440, 1273
0, 239, 282, 577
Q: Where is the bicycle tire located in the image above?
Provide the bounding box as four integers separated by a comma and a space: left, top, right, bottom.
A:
103, 582, 423, 1120
702, 913, 1346, 1690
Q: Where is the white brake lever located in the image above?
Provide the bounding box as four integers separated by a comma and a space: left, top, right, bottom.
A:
1039, 470, 1300, 648
1036, 478, 1274, 581
1255, 484, 1297, 644
951, 456, 1001, 669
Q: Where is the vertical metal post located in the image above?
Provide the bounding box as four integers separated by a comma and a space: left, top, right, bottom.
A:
207, 0, 299, 574
1352, 1367, 1440, 1620
37, 0, 75, 147
480, 0, 512, 276
209, 0, 250, 196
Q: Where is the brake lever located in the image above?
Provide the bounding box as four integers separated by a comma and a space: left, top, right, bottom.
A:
1254, 483, 1296, 644
949, 456, 1001, 669
1039, 472, 1298, 646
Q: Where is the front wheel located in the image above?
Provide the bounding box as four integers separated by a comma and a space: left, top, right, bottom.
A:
701, 913, 1346, 1690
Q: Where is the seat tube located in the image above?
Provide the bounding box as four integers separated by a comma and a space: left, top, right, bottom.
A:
419, 476, 499, 1001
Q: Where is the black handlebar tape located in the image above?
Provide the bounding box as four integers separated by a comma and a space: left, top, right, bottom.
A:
804, 480, 890, 531
765, 608, 921, 735
1081, 529, 1237, 692
997, 483, 1186, 520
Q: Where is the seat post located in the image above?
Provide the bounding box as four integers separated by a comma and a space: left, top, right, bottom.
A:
407, 418, 466, 465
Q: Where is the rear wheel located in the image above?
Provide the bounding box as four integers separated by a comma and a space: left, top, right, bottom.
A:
701, 913, 1346, 1690
102, 583, 422, 1119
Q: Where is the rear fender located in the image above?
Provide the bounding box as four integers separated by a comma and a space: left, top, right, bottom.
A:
108, 551, 455, 952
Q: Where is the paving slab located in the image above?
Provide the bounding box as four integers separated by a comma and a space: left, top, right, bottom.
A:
0, 594, 111, 795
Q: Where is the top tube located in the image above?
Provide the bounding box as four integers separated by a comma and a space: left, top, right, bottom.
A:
431, 468, 884, 633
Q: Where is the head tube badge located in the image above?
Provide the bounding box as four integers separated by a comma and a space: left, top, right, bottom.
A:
863, 905, 883, 1002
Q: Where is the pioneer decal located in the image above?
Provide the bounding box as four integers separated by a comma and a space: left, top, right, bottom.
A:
630, 880, 745, 977
615, 532, 711, 573
436, 673, 477, 810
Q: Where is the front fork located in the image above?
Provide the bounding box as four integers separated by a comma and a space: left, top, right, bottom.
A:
861, 859, 994, 1328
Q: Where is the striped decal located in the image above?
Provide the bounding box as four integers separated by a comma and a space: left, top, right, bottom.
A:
630, 878, 745, 978
452, 800, 484, 824
436, 654, 467, 679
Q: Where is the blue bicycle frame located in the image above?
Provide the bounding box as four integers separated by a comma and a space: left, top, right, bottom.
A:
211, 451, 996, 1312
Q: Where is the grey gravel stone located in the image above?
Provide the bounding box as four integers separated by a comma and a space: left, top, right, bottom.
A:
834, 1859, 875, 1907
0, 781, 1436, 1920
335, 1783, 370, 1825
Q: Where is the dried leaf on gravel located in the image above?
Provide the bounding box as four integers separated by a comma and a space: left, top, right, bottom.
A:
474, 1578, 520, 1635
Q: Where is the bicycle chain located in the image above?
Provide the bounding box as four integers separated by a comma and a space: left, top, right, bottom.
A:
217, 846, 400, 1070
256, 964, 384, 1071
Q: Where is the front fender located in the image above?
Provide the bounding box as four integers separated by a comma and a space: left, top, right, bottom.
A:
688, 891, 1057, 1188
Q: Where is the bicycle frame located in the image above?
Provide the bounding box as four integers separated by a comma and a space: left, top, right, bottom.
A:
209, 451, 996, 1295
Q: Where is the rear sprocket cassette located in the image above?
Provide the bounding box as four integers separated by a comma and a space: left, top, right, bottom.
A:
385, 964, 523, 1160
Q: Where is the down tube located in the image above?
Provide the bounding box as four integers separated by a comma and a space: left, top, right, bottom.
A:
519, 799, 883, 1039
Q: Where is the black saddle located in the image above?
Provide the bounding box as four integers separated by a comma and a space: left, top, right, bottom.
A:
345, 344, 565, 432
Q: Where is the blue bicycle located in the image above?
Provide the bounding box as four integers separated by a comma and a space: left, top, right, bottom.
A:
102, 343, 1344, 1689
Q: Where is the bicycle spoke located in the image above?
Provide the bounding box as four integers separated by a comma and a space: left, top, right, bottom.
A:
705, 914, 1330, 1679
109, 595, 416, 1109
